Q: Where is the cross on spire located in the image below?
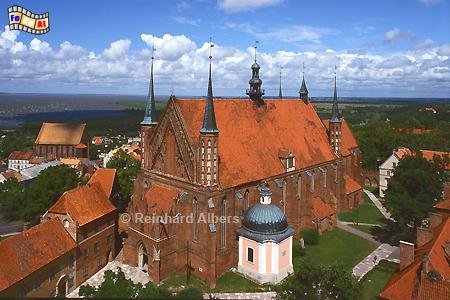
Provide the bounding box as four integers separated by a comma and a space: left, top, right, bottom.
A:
331, 65, 340, 122
279, 66, 283, 99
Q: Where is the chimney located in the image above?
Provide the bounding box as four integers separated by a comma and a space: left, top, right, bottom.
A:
445, 241, 450, 257
400, 241, 415, 271
417, 227, 433, 247
422, 255, 430, 275
429, 212, 443, 229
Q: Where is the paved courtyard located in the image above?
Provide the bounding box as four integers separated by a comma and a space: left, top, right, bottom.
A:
67, 260, 150, 298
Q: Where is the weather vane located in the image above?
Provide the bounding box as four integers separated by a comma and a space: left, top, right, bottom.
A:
254, 40, 259, 62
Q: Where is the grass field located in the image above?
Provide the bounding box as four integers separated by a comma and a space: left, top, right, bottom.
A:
361, 260, 398, 300
339, 194, 384, 225
294, 228, 376, 271
161, 229, 378, 294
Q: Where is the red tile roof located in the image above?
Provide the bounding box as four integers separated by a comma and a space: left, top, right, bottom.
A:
345, 175, 363, 195
144, 184, 179, 213
421, 150, 450, 170
48, 182, 116, 226
0, 170, 22, 181
0, 218, 76, 292
8, 151, 33, 160
88, 169, 116, 199
322, 118, 358, 157
312, 196, 335, 220
176, 99, 337, 188
380, 217, 450, 299
35, 122, 86, 145
434, 199, 450, 211
393, 148, 449, 170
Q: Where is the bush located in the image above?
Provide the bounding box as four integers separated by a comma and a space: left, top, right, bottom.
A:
300, 229, 319, 245
298, 246, 306, 256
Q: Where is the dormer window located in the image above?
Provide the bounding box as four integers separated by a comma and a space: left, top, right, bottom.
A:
287, 156, 295, 171
278, 148, 296, 172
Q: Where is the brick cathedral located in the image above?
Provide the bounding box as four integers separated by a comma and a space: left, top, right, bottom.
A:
123, 49, 363, 287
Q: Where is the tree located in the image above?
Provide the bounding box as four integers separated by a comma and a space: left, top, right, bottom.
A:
106, 149, 141, 212
0, 178, 24, 221
22, 165, 80, 225
276, 262, 362, 300
79, 268, 202, 299
79, 269, 139, 298
384, 153, 444, 240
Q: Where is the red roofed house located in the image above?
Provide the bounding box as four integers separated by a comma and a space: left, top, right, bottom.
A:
380, 203, 450, 300
33, 122, 90, 160
0, 218, 77, 297
42, 169, 117, 288
8, 150, 33, 171
379, 147, 449, 197
123, 58, 363, 287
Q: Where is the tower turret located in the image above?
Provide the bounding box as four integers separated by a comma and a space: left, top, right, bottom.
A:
246, 41, 264, 105
299, 63, 309, 103
329, 67, 342, 156
199, 40, 219, 187
141, 46, 158, 168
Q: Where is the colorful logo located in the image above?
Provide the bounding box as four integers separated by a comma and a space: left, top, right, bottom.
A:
8, 5, 49, 35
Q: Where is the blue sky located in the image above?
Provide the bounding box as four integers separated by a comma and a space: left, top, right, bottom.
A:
0, 0, 449, 97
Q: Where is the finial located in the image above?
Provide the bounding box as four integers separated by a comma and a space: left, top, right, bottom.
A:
209, 37, 214, 60
254, 40, 259, 62
151, 45, 155, 60
302, 62, 305, 76
170, 86, 174, 96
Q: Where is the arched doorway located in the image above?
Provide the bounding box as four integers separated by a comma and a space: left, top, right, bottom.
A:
138, 243, 148, 272
55, 275, 67, 296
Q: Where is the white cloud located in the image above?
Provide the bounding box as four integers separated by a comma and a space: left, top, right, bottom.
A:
0, 27, 448, 97
418, 0, 445, 6
140, 33, 196, 60
384, 28, 415, 43
30, 38, 52, 53
223, 22, 338, 45
103, 39, 131, 60
172, 16, 201, 26
412, 39, 434, 50
218, 0, 283, 12
177, 1, 191, 11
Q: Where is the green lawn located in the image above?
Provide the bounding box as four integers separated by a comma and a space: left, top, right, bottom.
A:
161, 229, 377, 294
339, 194, 384, 225
160, 272, 209, 293
213, 272, 272, 293
361, 260, 398, 300
294, 228, 376, 271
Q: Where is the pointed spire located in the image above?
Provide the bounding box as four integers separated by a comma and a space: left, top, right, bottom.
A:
299, 62, 309, 102
278, 67, 283, 99
141, 46, 158, 125
200, 39, 219, 134
331, 66, 341, 123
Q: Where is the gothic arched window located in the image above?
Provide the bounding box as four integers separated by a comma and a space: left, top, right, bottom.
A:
193, 198, 199, 240
220, 197, 226, 249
